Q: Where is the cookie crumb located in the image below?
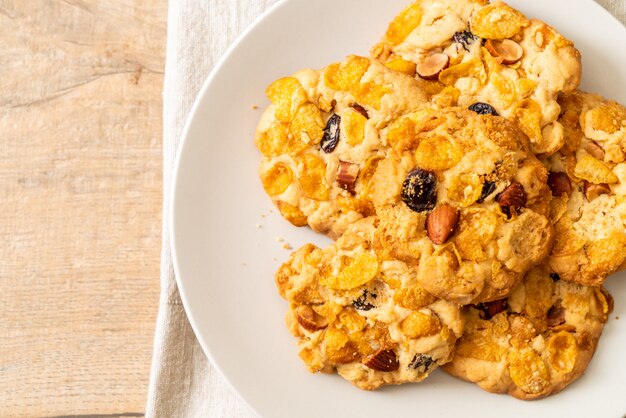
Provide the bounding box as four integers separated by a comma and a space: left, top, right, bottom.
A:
616, 316, 620, 320
276, 236, 285, 243
282, 243, 293, 250
252, 105, 259, 110
256, 224, 263, 229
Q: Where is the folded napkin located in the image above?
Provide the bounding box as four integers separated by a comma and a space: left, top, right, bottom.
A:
146, 1, 624, 416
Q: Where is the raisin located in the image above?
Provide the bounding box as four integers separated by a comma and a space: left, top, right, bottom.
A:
550, 273, 561, 282
453, 30, 480, 51
352, 289, 377, 311
402, 168, 437, 213
321, 113, 341, 153
474, 298, 508, 320
469, 102, 499, 116
477, 181, 496, 203
350, 103, 369, 119
409, 354, 435, 371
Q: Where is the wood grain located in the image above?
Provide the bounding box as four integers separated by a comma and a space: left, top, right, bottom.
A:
0, 0, 166, 416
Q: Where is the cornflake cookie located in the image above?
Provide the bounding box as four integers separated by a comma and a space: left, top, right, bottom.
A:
372, 0, 581, 155
444, 265, 613, 400
255, 55, 428, 239
275, 217, 464, 390
370, 106, 553, 305
545, 91, 626, 286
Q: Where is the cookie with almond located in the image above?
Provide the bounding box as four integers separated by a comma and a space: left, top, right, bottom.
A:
255, 55, 428, 239
370, 106, 553, 305
276, 217, 464, 390
444, 264, 612, 400
545, 90, 626, 286
371, 0, 582, 155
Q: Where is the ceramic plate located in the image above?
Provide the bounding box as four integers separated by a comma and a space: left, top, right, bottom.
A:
171, 1, 626, 416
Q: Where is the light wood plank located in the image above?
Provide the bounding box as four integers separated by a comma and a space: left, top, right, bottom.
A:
0, 0, 166, 416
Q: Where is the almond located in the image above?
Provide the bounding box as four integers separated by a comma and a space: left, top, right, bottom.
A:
484, 39, 523, 65
496, 182, 527, 209
336, 161, 360, 194
547, 172, 572, 197
296, 306, 328, 332
416, 53, 450, 81
363, 348, 399, 372
425, 204, 459, 245
584, 181, 610, 201
350, 103, 369, 119
585, 141, 605, 160
547, 305, 566, 327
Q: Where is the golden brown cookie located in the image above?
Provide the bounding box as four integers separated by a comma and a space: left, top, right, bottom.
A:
545, 91, 626, 286
371, 0, 581, 155
255, 55, 428, 239
444, 264, 612, 400
370, 106, 553, 305
275, 217, 464, 390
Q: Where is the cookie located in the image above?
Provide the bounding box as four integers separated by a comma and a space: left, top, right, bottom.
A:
544, 91, 626, 286
371, 0, 581, 155
255, 55, 428, 239
369, 106, 553, 305
444, 264, 613, 400
275, 217, 464, 390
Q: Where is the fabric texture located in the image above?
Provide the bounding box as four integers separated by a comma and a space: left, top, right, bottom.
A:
146, 1, 625, 416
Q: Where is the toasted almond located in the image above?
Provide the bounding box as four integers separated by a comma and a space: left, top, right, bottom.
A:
336, 161, 360, 194
416, 53, 450, 81
363, 348, 399, 372
547, 172, 572, 197
425, 204, 460, 245
485, 39, 523, 65
296, 306, 328, 332
584, 181, 610, 201
496, 182, 527, 208
585, 141, 606, 160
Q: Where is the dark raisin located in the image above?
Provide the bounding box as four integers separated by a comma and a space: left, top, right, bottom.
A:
350, 103, 369, 119
469, 102, 499, 116
453, 31, 480, 51
409, 354, 435, 371
402, 168, 437, 213
550, 273, 561, 282
547, 305, 566, 327
474, 298, 508, 320
477, 181, 497, 203
353, 290, 377, 311
321, 113, 341, 153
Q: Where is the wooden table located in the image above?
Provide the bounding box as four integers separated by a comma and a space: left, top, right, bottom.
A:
1, 1, 166, 416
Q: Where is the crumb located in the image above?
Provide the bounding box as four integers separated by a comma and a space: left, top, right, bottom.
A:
282, 243, 293, 250
261, 214, 267, 218
276, 236, 285, 243
616, 316, 620, 320
242, 262, 247, 266
273, 258, 278, 262
256, 224, 263, 229
252, 105, 259, 110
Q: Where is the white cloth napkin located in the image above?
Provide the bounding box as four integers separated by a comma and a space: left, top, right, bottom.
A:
146, 1, 625, 417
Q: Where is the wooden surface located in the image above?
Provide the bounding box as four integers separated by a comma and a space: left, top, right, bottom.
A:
0, 1, 166, 416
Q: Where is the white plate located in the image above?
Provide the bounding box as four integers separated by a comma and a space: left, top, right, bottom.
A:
171, 1, 626, 416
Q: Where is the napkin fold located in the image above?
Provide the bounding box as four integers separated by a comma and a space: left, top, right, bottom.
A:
146, 1, 624, 416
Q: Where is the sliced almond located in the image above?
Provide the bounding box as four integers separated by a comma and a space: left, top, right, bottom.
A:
584, 181, 610, 201
585, 141, 606, 160
336, 161, 360, 195
425, 204, 460, 245
296, 306, 328, 332
416, 53, 450, 81
485, 39, 523, 65
363, 348, 399, 372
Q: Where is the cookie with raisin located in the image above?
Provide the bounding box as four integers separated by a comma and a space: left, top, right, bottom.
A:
545, 90, 626, 286
371, 0, 581, 155
275, 217, 463, 390
370, 106, 553, 305
444, 264, 612, 400
255, 55, 428, 239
